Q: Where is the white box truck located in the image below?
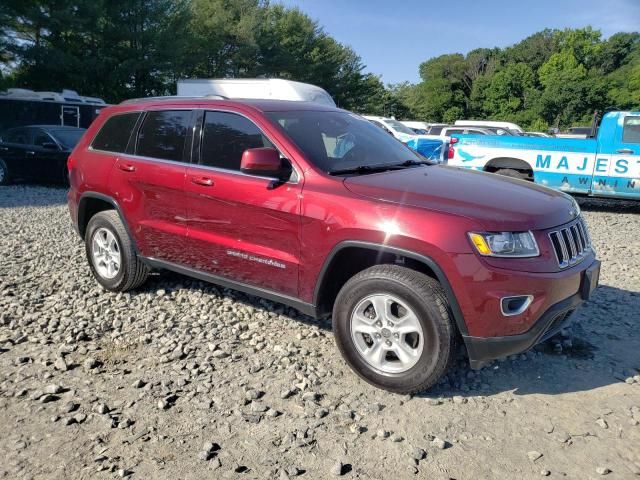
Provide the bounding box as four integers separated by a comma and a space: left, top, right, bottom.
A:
176, 78, 336, 107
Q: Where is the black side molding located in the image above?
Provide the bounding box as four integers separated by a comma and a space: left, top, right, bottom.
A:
313, 241, 469, 336
141, 256, 318, 318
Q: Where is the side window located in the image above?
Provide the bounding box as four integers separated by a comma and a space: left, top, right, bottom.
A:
622, 116, 640, 144
4, 129, 29, 144
200, 111, 273, 171
136, 110, 192, 162
92, 112, 141, 153
33, 131, 54, 147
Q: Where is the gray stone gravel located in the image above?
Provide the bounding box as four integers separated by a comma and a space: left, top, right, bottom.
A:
0, 186, 639, 479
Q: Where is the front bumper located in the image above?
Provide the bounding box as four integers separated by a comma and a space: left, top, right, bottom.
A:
463, 259, 600, 369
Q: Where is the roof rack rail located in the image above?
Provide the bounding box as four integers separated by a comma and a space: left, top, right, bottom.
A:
119, 95, 227, 105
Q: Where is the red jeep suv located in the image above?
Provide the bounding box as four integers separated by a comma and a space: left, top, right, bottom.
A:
67, 97, 600, 393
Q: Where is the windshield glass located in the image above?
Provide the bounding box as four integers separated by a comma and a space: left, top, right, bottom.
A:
384, 119, 416, 135
51, 129, 85, 148
266, 111, 425, 173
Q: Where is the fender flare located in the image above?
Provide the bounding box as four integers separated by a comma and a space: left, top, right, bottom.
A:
77, 192, 139, 253
313, 241, 468, 336
484, 157, 534, 172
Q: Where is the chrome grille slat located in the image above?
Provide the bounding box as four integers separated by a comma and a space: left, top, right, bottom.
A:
571, 225, 584, 251
548, 217, 591, 269
563, 228, 577, 260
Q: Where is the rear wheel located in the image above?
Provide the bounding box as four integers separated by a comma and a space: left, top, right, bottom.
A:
85, 210, 149, 291
332, 265, 456, 394
0, 159, 10, 185
494, 168, 530, 181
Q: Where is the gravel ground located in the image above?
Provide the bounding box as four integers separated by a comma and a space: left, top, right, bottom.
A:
0, 185, 639, 480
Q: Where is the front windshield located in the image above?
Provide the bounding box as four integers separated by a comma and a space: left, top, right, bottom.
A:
51, 129, 85, 148
384, 119, 416, 135
266, 110, 425, 173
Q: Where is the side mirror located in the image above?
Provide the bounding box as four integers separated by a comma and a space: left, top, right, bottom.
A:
240, 147, 287, 179
42, 142, 59, 150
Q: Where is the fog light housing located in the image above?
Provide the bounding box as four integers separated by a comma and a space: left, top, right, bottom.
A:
500, 295, 533, 316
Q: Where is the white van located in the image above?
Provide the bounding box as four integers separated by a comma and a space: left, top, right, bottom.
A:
454, 120, 524, 134
176, 78, 336, 107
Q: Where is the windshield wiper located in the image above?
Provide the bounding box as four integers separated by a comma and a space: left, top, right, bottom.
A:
329, 160, 426, 176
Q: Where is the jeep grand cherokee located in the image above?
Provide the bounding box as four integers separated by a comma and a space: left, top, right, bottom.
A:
67, 97, 600, 393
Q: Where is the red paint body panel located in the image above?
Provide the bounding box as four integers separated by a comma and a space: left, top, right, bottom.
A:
68, 98, 597, 342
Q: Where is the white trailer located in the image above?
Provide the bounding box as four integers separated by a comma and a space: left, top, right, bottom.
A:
176, 78, 336, 107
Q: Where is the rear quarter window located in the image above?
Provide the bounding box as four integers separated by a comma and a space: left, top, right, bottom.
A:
91, 112, 141, 153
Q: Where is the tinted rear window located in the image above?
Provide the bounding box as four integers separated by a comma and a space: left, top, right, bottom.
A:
92, 112, 140, 153
136, 110, 192, 162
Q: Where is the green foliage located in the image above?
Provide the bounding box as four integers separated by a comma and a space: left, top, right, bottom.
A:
0, 8, 637, 130
0, 0, 377, 109
399, 27, 639, 130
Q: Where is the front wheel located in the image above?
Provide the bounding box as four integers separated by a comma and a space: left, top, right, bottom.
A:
332, 265, 456, 394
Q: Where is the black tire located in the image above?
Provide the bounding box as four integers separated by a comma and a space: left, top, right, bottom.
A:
494, 168, 530, 181
0, 159, 10, 185
332, 265, 456, 394
85, 210, 149, 292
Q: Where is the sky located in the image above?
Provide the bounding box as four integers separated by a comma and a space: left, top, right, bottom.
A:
276, 0, 640, 84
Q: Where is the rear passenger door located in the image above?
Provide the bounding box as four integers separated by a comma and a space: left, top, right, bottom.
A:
184, 109, 301, 297
108, 109, 194, 265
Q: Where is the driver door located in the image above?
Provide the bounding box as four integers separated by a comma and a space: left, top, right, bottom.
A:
185, 109, 302, 296
29, 128, 66, 182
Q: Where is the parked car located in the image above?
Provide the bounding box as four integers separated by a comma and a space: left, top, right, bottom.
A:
363, 115, 418, 141
447, 110, 640, 200
401, 121, 448, 135
67, 96, 599, 393
0, 125, 86, 185
454, 120, 525, 134
525, 131, 552, 138
440, 126, 494, 137
363, 115, 447, 161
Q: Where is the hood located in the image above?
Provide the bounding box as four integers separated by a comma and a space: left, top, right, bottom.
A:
344, 165, 577, 231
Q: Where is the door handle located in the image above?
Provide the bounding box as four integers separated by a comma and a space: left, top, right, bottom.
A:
0, 147, 8, 151
616, 148, 634, 154
26, 150, 35, 156
118, 163, 136, 172
191, 176, 214, 187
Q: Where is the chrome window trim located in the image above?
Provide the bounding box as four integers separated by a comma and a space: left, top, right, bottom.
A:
113, 151, 300, 185
88, 107, 301, 185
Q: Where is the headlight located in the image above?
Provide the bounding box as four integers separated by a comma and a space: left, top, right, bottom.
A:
468, 231, 539, 258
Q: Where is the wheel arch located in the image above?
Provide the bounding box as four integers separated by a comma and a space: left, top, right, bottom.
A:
484, 157, 533, 174
77, 192, 137, 251
313, 241, 468, 336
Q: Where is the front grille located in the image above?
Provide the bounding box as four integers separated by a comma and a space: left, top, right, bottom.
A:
548, 217, 591, 269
